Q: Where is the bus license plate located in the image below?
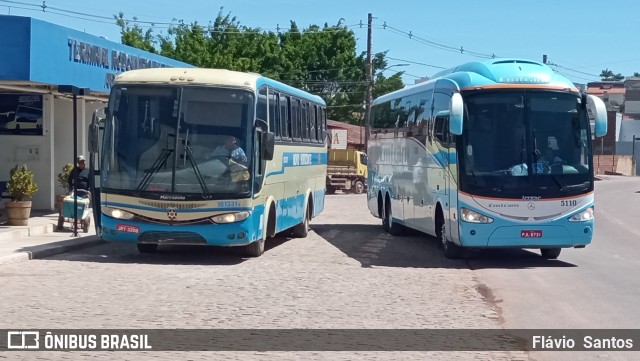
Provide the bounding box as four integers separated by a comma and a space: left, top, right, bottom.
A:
521, 230, 542, 238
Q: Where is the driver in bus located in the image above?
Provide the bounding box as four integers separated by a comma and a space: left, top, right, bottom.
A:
211, 136, 248, 164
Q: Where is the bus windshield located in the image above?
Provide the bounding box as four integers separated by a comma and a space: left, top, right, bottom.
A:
102, 85, 254, 198
459, 91, 592, 198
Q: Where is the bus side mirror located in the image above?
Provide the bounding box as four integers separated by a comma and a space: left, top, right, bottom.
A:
261, 132, 275, 161
255, 118, 268, 133
449, 92, 464, 135
88, 107, 106, 154
586, 94, 607, 137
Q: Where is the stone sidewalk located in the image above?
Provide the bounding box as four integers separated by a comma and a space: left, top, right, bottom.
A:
0, 209, 104, 265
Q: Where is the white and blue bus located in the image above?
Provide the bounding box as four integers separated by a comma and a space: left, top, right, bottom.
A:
367, 58, 607, 259
89, 68, 328, 257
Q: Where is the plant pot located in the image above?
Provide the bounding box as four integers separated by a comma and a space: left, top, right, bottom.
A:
5, 200, 32, 226
55, 194, 67, 214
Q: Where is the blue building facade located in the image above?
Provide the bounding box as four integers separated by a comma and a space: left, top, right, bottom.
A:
0, 15, 191, 93
0, 15, 193, 210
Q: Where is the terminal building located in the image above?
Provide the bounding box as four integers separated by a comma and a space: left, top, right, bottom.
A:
0, 15, 191, 210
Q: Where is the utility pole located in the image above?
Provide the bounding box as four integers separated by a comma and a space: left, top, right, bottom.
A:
363, 13, 373, 150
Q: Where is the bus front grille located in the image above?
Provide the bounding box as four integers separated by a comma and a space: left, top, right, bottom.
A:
138, 231, 207, 245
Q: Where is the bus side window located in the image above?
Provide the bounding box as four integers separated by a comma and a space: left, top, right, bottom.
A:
267, 89, 279, 138
291, 98, 300, 141
434, 115, 449, 146
280, 95, 290, 140
257, 87, 268, 131
301, 101, 309, 142
310, 104, 317, 142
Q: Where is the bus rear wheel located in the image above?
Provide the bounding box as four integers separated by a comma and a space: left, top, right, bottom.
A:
384, 196, 405, 236
540, 248, 561, 259
292, 204, 310, 238
137, 243, 158, 253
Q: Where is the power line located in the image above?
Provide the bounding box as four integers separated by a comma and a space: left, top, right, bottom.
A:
385, 56, 446, 70
379, 22, 500, 59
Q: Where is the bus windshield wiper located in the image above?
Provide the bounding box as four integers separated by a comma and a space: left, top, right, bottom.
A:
137, 147, 173, 191
549, 172, 568, 192
183, 144, 211, 197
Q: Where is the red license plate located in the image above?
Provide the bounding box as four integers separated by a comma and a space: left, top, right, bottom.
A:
521, 230, 542, 238
116, 224, 140, 234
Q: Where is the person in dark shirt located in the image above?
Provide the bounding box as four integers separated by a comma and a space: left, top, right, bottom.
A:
68, 155, 90, 194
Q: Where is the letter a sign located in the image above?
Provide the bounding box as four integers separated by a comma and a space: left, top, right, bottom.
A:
330, 129, 347, 149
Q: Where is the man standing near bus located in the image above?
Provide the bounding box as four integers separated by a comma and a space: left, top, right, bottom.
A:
68, 155, 90, 194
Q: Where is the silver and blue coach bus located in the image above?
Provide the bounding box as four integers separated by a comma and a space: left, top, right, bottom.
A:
367, 58, 607, 259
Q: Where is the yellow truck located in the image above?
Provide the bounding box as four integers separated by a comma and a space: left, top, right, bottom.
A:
326, 149, 368, 194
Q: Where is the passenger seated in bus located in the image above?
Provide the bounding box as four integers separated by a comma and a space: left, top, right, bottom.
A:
211, 136, 248, 163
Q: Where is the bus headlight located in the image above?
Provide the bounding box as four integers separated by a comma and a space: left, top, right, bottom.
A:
461, 208, 494, 223
102, 206, 134, 220
212, 211, 250, 224
569, 207, 594, 222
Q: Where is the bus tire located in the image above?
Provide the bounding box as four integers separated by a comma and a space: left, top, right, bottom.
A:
326, 186, 336, 194
353, 180, 365, 194
540, 248, 561, 259
137, 243, 158, 253
292, 204, 310, 238
440, 223, 462, 259
243, 239, 265, 257
384, 195, 405, 236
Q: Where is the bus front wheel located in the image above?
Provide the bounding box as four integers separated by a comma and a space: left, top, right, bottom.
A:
439, 223, 463, 259
243, 239, 265, 257
540, 248, 561, 259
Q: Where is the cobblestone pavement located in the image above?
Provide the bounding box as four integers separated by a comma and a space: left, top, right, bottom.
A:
0, 193, 529, 360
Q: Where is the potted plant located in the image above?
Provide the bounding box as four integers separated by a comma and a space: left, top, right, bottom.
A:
55, 163, 73, 213
5, 164, 38, 226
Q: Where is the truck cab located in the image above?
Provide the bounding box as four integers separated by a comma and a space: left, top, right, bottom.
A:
326, 149, 368, 194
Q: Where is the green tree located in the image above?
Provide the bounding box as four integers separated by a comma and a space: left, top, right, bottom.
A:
116, 9, 404, 124
115, 13, 157, 53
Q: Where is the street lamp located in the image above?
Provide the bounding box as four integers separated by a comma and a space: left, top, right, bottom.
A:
58, 85, 90, 237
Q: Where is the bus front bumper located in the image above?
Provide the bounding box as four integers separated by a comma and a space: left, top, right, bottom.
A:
458, 221, 593, 248
99, 216, 260, 247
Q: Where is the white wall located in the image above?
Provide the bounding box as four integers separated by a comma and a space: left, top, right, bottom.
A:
2, 93, 106, 211
1, 94, 53, 210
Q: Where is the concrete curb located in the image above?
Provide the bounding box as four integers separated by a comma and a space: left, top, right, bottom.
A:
0, 236, 106, 265
0, 223, 55, 242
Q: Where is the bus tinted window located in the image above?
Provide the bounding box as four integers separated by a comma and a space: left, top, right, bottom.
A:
280, 95, 290, 139
257, 87, 267, 123
268, 90, 278, 137
291, 99, 300, 141
310, 104, 317, 142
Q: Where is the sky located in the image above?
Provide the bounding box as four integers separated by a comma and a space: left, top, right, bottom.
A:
2, 0, 640, 85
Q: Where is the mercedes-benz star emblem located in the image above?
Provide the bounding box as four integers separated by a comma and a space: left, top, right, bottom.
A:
167, 208, 177, 221
527, 202, 536, 210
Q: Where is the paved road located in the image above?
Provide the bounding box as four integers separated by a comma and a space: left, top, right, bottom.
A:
471, 176, 640, 361
0, 193, 527, 360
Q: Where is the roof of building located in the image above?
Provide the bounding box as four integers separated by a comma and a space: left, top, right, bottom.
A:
587, 81, 626, 96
